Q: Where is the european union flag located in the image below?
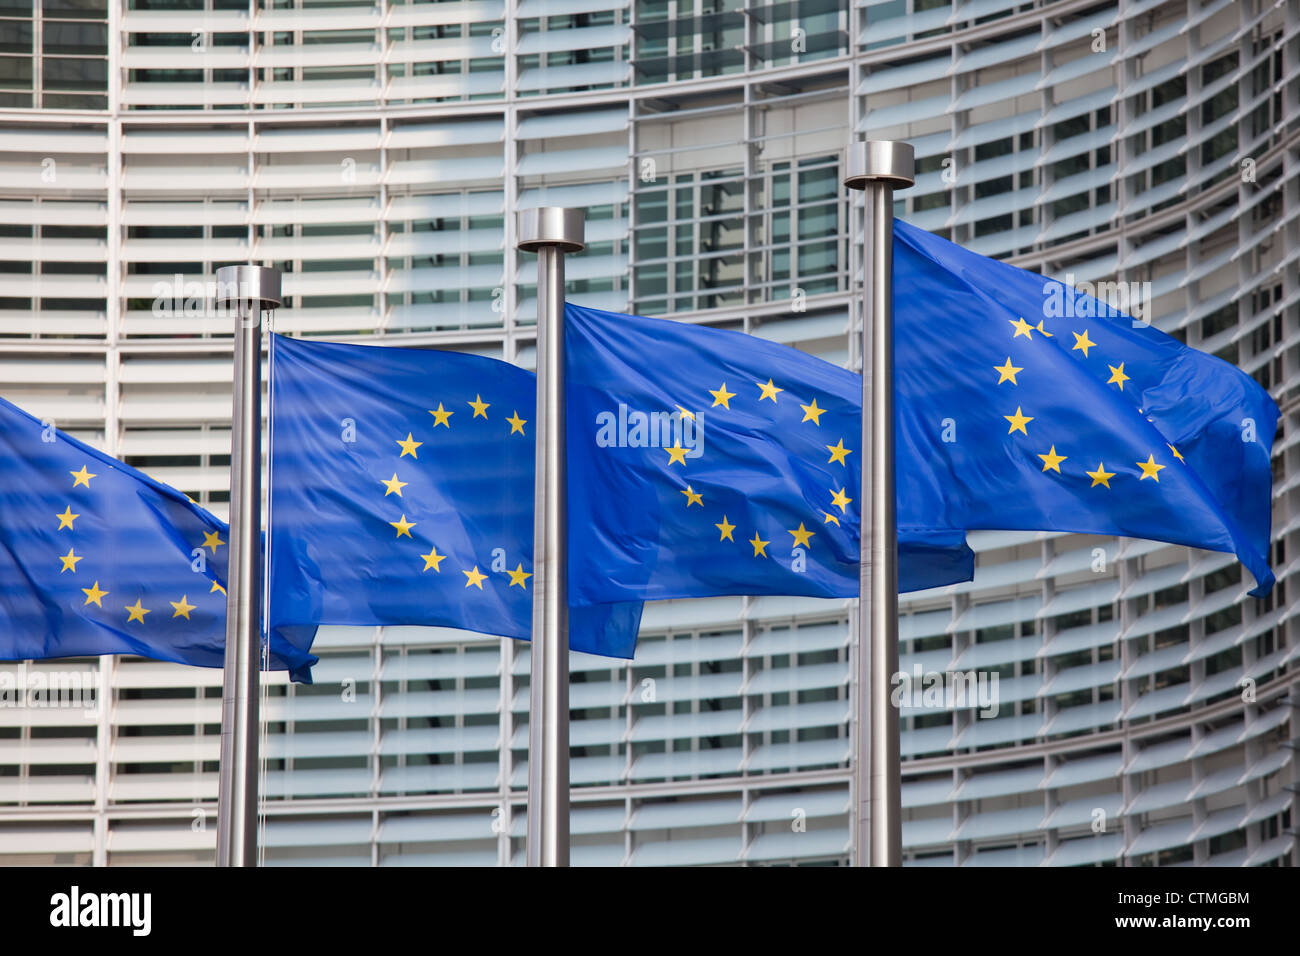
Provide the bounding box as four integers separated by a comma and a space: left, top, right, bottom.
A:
565, 217, 1277, 602
265, 334, 642, 658
564, 303, 973, 605
892, 218, 1276, 594
0, 396, 317, 681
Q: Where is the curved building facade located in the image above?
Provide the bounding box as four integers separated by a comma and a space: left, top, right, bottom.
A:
0, 0, 1297, 865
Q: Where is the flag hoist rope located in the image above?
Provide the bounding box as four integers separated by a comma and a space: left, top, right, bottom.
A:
257, 323, 279, 868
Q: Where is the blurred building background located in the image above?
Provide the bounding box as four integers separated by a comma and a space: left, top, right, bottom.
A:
0, 0, 1297, 865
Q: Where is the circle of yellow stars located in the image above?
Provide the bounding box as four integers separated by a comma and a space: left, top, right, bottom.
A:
386, 391, 533, 591
996, 315, 1182, 492
663, 378, 857, 562
59, 463, 227, 625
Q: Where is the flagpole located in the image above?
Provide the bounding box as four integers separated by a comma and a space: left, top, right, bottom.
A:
516, 207, 585, 867
214, 264, 280, 868
845, 141, 914, 867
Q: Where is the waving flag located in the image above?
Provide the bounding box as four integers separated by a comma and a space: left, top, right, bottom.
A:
565, 219, 1276, 604
266, 334, 641, 658
564, 303, 973, 605
893, 218, 1276, 595
0, 397, 316, 681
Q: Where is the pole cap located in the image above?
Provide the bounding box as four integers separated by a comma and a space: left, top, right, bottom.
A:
516, 207, 586, 254
844, 141, 915, 191
214, 264, 282, 310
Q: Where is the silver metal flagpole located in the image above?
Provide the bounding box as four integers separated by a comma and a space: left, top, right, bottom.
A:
516, 207, 585, 867
214, 264, 280, 868
844, 141, 914, 867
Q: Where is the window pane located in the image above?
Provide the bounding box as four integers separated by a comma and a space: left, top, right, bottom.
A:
0, 21, 31, 54
42, 56, 107, 91
0, 55, 33, 87
43, 21, 107, 56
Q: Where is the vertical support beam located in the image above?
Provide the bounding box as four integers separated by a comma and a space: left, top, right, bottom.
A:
516, 207, 585, 867
214, 264, 280, 868
844, 141, 913, 867
1118, 550, 1137, 866
499, 92, 522, 865
92, 656, 111, 866
101, 3, 124, 854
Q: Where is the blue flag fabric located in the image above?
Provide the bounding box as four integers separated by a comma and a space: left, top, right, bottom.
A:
892, 218, 1276, 595
565, 219, 1276, 603
0, 396, 317, 681
266, 334, 642, 659
564, 303, 974, 604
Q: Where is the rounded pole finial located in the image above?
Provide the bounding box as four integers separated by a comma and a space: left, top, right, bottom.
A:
516, 207, 586, 254
215, 264, 282, 310
844, 141, 915, 191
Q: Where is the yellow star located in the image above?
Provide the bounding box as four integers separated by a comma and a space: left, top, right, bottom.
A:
202, 530, 224, 552
389, 514, 416, 538
420, 546, 446, 572
1009, 317, 1035, 339
70, 465, 96, 488
800, 398, 825, 425
381, 473, 408, 497
1072, 329, 1095, 357
709, 383, 736, 409
1004, 406, 1033, 436
59, 547, 82, 573
826, 439, 851, 465
506, 411, 527, 436
1167, 443, 1184, 463
1035, 319, 1054, 337
994, 358, 1022, 385
675, 405, 696, 421
1107, 362, 1130, 390
830, 487, 852, 513
463, 565, 487, 589
81, 581, 108, 608
1137, 454, 1165, 481
788, 522, 815, 549
1087, 463, 1115, 488
665, 444, 688, 466
749, 532, 769, 557
170, 595, 196, 620
506, 563, 532, 589
428, 403, 453, 428
680, 485, 703, 507
210, 580, 226, 595
715, 515, 735, 542
1037, 445, 1067, 473
124, 599, 150, 624
468, 394, 490, 419
823, 512, 840, 526
56, 506, 79, 530
396, 433, 423, 458
756, 378, 783, 402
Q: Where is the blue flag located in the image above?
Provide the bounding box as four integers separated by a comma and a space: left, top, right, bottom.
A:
564, 303, 973, 604
0, 396, 317, 681
266, 334, 642, 658
892, 218, 1276, 594
565, 219, 1276, 603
